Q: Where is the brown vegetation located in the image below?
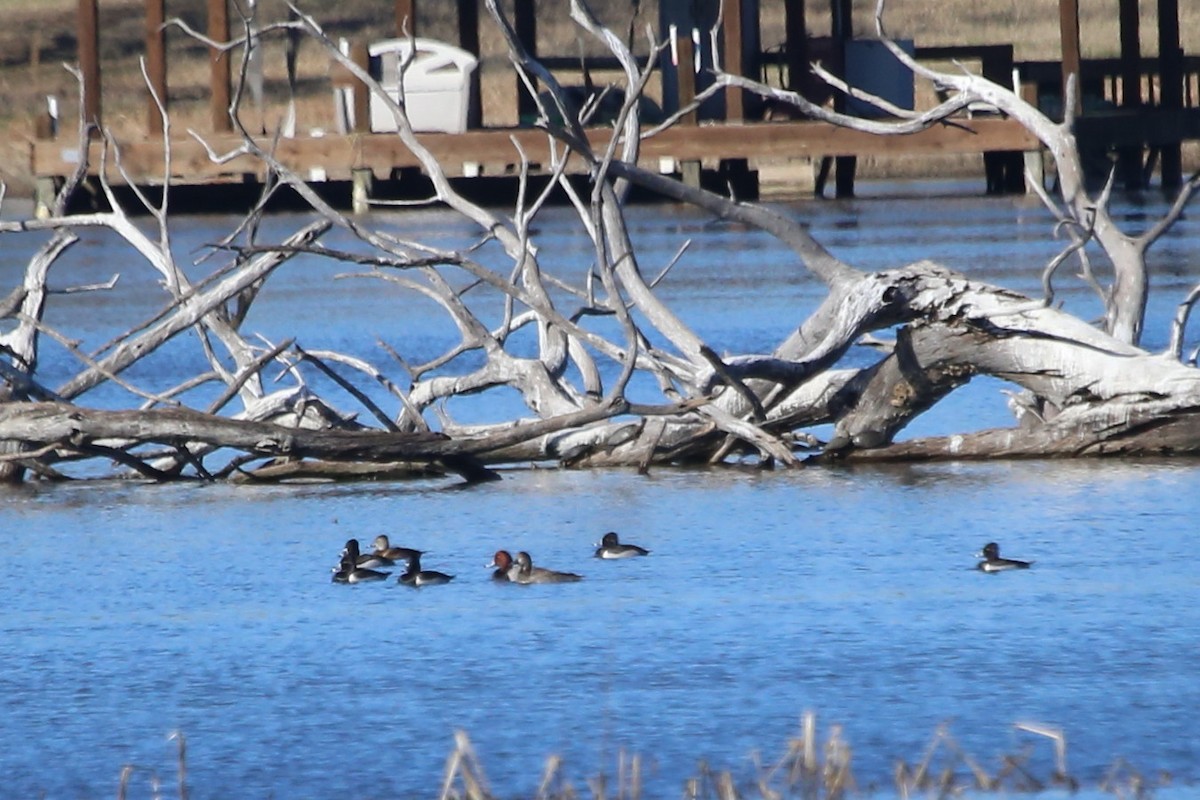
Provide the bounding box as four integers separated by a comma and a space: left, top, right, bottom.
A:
117, 717, 1166, 799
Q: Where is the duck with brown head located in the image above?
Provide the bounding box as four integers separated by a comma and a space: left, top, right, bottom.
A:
489, 550, 516, 582
371, 535, 423, 563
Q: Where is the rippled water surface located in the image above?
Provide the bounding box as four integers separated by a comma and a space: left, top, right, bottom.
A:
2, 186, 1200, 798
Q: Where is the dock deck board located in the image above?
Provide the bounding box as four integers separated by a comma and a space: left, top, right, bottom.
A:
31, 117, 1040, 188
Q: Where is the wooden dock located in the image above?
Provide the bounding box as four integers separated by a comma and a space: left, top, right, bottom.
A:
30, 117, 1039, 204
27, 0, 1199, 213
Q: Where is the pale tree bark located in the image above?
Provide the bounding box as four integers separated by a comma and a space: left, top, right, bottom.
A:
1, 0, 1199, 483
717, 0, 1200, 347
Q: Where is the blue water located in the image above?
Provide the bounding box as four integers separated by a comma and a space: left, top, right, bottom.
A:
2, 187, 1200, 798
3, 463, 1199, 798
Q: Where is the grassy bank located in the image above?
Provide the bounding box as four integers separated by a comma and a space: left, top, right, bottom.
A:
1, 0, 1198, 196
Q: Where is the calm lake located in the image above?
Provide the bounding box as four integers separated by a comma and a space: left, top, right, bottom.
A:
2, 182, 1199, 798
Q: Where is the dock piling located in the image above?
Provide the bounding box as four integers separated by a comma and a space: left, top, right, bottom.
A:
1157, 0, 1183, 187
674, 30, 701, 189
145, 0, 167, 134
352, 169, 374, 214
77, 0, 101, 132
208, 0, 231, 133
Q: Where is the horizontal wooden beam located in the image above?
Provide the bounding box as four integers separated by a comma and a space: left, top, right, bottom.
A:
31, 118, 1040, 186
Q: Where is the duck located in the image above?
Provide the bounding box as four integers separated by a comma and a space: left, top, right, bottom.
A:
510, 550, 583, 584
397, 553, 454, 587
976, 542, 1033, 572
342, 538, 394, 569
594, 531, 649, 559
331, 553, 391, 583
489, 549, 516, 582
371, 534, 423, 563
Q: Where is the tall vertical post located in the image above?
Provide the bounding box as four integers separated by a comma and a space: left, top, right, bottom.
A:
350, 40, 371, 133
982, 47, 1023, 193
784, 0, 808, 98
721, 0, 757, 196
722, 0, 744, 122
1058, 0, 1082, 118
456, 0, 481, 127
208, 0, 232, 132
677, 32, 698, 126
1117, 0, 1143, 187
350, 37, 373, 214
396, 0, 416, 36
514, 0, 537, 125
830, 0, 855, 197
456, 0, 478, 55
145, 0, 167, 135
676, 31, 701, 188
1022, 82, 1046, 193
78, 0, 102, 132
1156, 0, 1182, 187
1118, 0, 1142, 108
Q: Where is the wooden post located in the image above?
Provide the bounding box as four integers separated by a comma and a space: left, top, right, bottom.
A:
78, 0, 102, 131
1058, 0, 1082, 118
830, 0, 855, 197
784, 0, 808, 98
1117, 0, 1143, 188
676, 32, 697, 126
456, 0, 478, 54
352, 169, 374, 214
396, 0, 416, 36
1022, 82, 1046, 193
980, 46, 1024, 194
35, 178, 61, 219
1156, 0, 1182, 187
722, 0, 744, 123
456, 0, 481, 127
515, 0, 537, 125
1118, 0, 1142, 108
145, 0, 167, 135
208, 0, 231, 132
676, 31, 700, 188
350, 40, 370, 133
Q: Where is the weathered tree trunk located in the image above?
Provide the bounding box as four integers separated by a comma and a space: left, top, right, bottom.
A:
1, 0, 1198, 483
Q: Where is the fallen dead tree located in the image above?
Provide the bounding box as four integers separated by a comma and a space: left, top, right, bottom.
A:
1, 0, 1199, 483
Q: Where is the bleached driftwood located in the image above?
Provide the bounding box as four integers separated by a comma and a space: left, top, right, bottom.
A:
1, 0, 1198, 483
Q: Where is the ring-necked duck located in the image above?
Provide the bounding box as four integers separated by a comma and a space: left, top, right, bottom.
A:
371, 535, 423, 563
976, 542, 1033, 572
342, 538, 394, 569
331, 553, 391, 583
594, 531, 649, 559
489, 550, 515, 582
510, 551, 583, 584
397, 553, 454, 587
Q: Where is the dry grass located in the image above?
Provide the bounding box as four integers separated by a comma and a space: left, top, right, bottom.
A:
1, 0, 1198, 194
109, 714, 1169, 800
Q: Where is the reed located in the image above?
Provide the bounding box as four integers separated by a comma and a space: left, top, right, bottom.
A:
104, 713, 1171, 799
